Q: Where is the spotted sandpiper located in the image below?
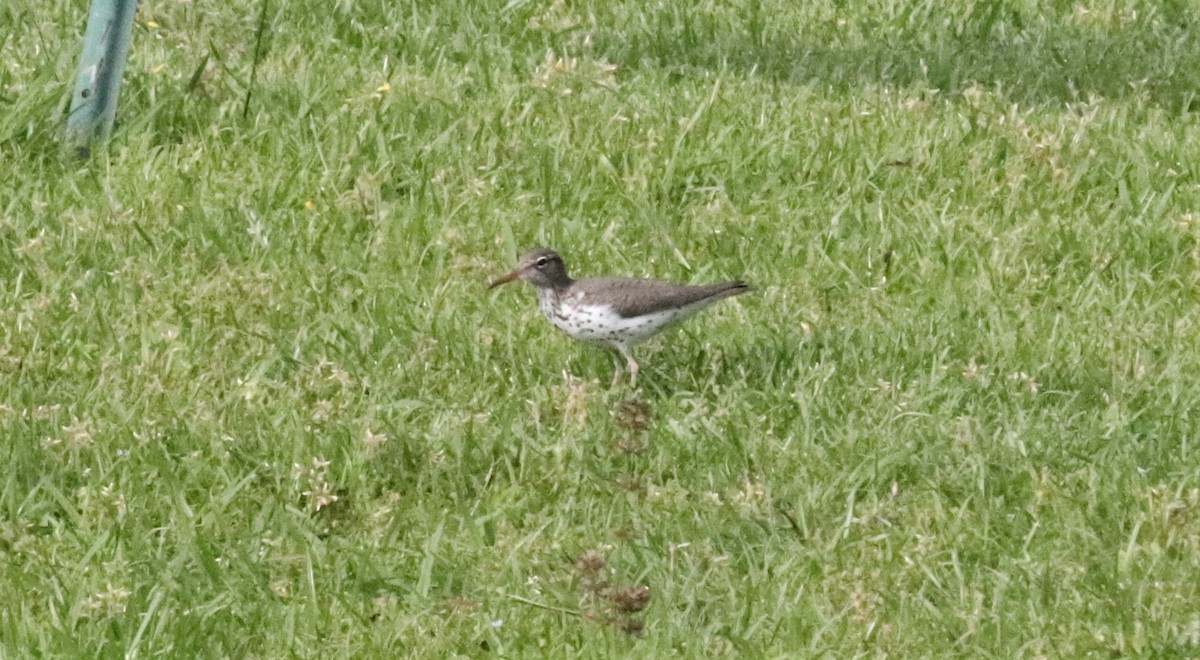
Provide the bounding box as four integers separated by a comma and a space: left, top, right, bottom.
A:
489, 248, 750, 386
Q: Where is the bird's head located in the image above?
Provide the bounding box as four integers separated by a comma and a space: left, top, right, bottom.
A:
489, 248, 572, 290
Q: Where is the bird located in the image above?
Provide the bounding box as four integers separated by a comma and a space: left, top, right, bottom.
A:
489, 248, 750, 386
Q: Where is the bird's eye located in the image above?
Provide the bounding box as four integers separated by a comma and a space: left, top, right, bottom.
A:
535, 257, 549, 267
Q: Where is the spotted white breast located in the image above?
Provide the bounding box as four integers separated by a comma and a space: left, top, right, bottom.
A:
537, 287, 705, 348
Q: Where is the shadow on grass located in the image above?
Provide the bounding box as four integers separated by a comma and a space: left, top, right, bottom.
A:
590, 4, 1200, 111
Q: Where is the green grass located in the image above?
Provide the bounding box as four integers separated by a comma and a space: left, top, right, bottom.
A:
5, 0, 1200, 655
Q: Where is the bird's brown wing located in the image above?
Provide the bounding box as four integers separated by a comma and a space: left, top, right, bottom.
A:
577, 278, 750, 318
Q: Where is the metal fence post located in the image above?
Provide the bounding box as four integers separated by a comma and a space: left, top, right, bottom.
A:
65, 0, 138, 157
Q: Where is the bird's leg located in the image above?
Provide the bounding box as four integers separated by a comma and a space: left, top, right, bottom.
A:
608, 349, 625, 388
613, 343, 639, 388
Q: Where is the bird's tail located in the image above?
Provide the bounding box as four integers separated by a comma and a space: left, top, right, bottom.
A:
711, 280, 752, 300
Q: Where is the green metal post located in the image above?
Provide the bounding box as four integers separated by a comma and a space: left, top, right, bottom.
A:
66, 0, 138, 156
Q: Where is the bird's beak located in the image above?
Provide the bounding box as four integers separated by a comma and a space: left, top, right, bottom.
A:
488, 270, 520, 289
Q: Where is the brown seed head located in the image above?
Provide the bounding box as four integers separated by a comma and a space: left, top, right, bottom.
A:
614, 398, 653, 433
606, 585, 651, 613
574, 550, 607, 576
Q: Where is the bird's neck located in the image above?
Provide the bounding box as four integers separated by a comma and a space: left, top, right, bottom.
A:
543, 276, 574, 293
536, 286, 563, 321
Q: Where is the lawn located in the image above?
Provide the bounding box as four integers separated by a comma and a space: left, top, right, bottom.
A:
4, 0, 1200, 655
